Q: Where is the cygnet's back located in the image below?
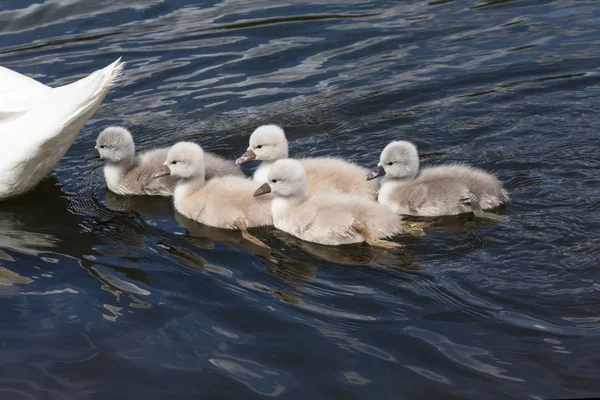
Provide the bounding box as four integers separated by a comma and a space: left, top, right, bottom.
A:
175, 175, 272, 229
254, 159, 403, 247
204, 153, 244, 180
283, 193, 403, 246
371, 141, 509, 217
236, 125, 377, 199
299, 158, 378, 198
120, 147, 179, 196
418, 164, 508, 210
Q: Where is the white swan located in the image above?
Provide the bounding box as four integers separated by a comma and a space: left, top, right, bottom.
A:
0, 57, 124, 200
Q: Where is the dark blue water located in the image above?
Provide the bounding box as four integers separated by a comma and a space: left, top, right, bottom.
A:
1, 0, 599, 399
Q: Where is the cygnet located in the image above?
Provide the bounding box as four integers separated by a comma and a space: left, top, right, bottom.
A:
91, 126, 242, 196
367, 141, 509, 217
253, 159, 404, 248
236, 125, 377, 198
152, 142, 272, 248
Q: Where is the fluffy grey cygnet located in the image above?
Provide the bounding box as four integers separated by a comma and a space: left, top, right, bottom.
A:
368, 141, 509, 217
253, 159, 404, 248
92, 126, 242, 196
236, 125, 378, 199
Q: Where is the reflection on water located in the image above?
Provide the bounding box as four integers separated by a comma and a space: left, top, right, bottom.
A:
0, 267, 32, 286
103, 188, 172, 214
405, 326, 523, 382
1, 0, 600, 398
209, 357, 291, 396
0, 267, 33, 297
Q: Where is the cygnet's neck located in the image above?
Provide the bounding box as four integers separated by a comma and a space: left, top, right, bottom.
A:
383, 169, 419, 185
103, 160, 133, 194
275, 187, 309, 205
283, 193, 308, 204
173, 174, 204, 203
272, 193, 307, 218
253, 161, 274, 182
106, 155, 135, 170
264, 146, 288, 163
276, 149, 289, 160
178, 174, 205, 190
383, 175, 410, 185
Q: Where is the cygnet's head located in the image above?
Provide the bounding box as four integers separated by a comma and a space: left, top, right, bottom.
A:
253, 159, 306, 198
93, 126, 135, 164
367, 141, 419, 181
152, 142, 204, 180
236, 125, 288, 166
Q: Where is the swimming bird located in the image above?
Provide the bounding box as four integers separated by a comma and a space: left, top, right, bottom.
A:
367, 141, 509, 217
253, 159, 404, 248
91, 126, 243, 196
236, 125, 378, 198
0, 58, 124, 200
152, 142, 272, 247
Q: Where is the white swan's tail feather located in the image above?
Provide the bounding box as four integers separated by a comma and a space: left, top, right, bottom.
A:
104, 57, 125, 89
0, 66, 51, 116
51, 57, 125, 127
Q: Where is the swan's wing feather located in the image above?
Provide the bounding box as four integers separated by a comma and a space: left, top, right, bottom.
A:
0, 66, 52, 115
408, 184, 428, 213
0, 110, 27, 121
0, 66, 50, 95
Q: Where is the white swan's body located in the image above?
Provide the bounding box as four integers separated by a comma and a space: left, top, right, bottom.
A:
0, 58, 124, 199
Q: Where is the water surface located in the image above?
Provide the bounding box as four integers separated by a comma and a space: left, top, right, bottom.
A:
1, 0, 599, 399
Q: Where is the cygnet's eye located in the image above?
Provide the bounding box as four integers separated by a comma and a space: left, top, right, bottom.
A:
171, 161, 178, 165
99, 145, 105, 149
387, 162, 394, 166
271, 179, 277, 184
256, 145, 263, 149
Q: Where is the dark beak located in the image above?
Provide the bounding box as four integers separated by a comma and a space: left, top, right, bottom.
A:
152, 164, 171, 179
253, 182, 271, 197
235, 149, 257, 166
367, 165, 386, 181
85, 148, 102, 161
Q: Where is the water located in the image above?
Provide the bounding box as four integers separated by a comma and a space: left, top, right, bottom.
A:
1, 0, 599, 398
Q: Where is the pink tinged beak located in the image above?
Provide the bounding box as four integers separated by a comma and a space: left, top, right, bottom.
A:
152, 164, 171, 179
253, 182, 271, 197
235, 149, 257, 166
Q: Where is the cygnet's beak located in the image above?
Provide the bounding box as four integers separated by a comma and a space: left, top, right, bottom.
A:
253, 182, 271, 197
152, 164, 171, 179
85, 147, 102, 161
235, 149, 256, 166
367, 165, 386, 181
